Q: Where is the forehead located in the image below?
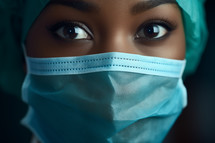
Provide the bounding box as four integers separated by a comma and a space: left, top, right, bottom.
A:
50, 0, 177, 6
22, 0, 178, 41
50, 0, 176, 3
49, 0, 178, 14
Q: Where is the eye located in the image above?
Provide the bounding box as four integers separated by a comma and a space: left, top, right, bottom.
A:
48, 21, 92, 41
135, 22, 172, 40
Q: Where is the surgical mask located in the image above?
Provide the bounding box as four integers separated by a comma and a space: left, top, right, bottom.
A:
21, 52, 187, 143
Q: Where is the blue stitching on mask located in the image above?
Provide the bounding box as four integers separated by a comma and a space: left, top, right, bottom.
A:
29, 56, 182, 67
27, 53, 185, 77
31, 64, 179, 74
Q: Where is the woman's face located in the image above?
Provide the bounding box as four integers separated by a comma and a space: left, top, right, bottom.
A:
26, 0, 185, 60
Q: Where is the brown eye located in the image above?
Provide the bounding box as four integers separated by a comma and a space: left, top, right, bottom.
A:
49, 22, 92, 40
136, 23, 169, 40
56, 25, 90, 40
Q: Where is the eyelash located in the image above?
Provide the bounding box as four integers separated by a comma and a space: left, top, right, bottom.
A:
135, 18, 177, 41
47, 18, 177, 41
47, 20, 93, 40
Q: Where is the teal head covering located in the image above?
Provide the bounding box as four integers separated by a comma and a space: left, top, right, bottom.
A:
0, 0, 25, 96
176, 0, 208, 76
0, 0, 208, 96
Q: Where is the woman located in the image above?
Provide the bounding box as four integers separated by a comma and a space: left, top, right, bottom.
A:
0, 0, 208, 142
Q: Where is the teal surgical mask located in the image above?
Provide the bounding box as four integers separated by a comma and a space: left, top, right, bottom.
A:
22, 52, 187, 143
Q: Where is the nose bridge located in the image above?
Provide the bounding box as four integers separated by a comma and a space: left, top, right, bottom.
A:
97, 24, 137, 54
103, 29, 130, 53
93, 2, 139, 55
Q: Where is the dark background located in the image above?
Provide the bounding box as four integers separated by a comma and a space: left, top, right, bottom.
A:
1, 0, 215, 142
164, 0, 215, 142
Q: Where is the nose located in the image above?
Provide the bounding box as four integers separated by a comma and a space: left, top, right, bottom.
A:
90, 28, 141, 55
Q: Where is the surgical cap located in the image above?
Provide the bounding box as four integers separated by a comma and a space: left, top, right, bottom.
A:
0, 0, 208, 96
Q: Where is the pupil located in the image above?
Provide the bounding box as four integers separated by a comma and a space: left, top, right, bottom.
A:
68, 28, 74, 33
144, 25, 159, 38
64, 26, 78, 39
147, 26, 154, 34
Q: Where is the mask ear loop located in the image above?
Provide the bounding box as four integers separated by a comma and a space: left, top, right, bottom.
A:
22, 43, 27, 56
180, 60, 186, 78
21, 43, 30, 74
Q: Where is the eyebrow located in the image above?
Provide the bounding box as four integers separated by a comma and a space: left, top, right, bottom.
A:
131, 0, 177, 15
49, 0, 177, 14
49, 0, 99, 13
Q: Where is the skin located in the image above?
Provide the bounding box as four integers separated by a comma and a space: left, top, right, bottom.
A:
26, 1, 186, 142
26, 0, 186, 60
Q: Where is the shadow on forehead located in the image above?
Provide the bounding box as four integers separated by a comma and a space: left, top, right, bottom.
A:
132, 0, 178, 15
48, 0, 178, 14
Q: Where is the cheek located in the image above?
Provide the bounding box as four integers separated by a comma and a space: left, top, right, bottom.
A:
162, 26, 186, 60
169, 17, 186, 60
25, 20, 50, 57
172, 29, 186, 60
167, 8, 186, 60
135, 27, 186, 60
